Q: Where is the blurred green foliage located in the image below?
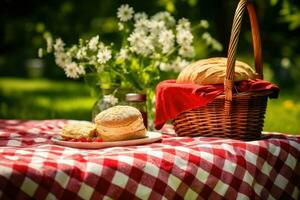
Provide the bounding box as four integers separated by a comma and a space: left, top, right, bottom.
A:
1, 0, 300, 89
271, 0, 300, 30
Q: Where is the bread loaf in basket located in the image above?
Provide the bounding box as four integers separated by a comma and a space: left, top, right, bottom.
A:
177, 57, 256, 85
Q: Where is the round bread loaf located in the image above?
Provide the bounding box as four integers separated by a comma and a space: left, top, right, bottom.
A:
176, 57, 257, 85
94, 105, 147, 142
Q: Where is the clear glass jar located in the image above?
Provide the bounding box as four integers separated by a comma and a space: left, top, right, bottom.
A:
91, 86, 124, 121
125, 93, 148, 128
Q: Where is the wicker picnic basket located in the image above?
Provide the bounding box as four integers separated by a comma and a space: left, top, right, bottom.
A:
173, 0, 273, 140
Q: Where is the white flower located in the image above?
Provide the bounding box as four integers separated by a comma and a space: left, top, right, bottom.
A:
128, 31, 143, 45
46, 37, 53, 53
128, 31, 154, 56
127, 31, 144, 51
162, 44, 174, 54
118, 48, 129, 60
134, 19, 150, 33
152, 12, 175, 27
118, 22, 124, 31
53, 38, 69, 68
117, 4, 134, 22
172, 57, 189, 72
159, 62, 172, 72
176, 29, 193, 46
66, 45, 78, 57
148, 20, 166, 36
97, 42, 105, 50
134, 12, 148, 21
54, 52, 71, 69
179, 45, 195, 58
103, 95, 118, 105
159, 30, 175, 54
53, 38, 65, 52
139, 37, 155, 56
159, 30, 174, 43
176, 18, 191, 32
88, 35, 99, 50
38, 48, 43, 58
43, 33, 53, 53
64, 62, 80, 79
77, 65, 86, 75
97, 47, 112, 64
76, 47, 87, 59
199, 20, 209, 29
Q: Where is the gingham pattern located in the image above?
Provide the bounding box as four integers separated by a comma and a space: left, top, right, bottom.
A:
0, 120, 299, 200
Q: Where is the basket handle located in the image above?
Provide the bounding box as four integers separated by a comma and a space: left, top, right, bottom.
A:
225, 0, 263, 113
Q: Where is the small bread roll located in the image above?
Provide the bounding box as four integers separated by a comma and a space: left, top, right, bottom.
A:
177, 57, 257, 85
94, 105, 147, 142
61, 121, 97, 139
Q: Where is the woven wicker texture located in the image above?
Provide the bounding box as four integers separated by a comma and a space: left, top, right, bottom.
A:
173, 0, 273, 140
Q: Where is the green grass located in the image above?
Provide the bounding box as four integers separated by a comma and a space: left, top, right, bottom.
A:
264, 93, 300, 134
0, 77, 299, 134
0, 77, 96, 120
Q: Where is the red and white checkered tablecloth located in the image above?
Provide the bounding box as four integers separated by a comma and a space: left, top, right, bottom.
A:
0, 120, 299, 200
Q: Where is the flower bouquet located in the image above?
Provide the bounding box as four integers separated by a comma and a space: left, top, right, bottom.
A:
39, 4, 222, 123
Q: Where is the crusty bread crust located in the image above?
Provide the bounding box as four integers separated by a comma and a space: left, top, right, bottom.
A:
95, 105, 141, 128
100, 128, 147, 142
177, 57, 256, 85
95, 105, 147, 142
96, 115, 146, 141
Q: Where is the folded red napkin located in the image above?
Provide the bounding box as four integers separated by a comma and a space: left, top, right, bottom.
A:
155, 79, 279, 130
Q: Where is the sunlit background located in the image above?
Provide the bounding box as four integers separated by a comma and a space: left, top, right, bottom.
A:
0, 0, 299, 134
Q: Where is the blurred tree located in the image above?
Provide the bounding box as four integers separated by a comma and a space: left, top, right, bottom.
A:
0, 0, 161, 78
0, 0, 300, 91
272, 0, 300, 30
265, 0, 300, 89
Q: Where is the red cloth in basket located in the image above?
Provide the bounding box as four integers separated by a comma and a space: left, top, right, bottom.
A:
155, 79, 279, 130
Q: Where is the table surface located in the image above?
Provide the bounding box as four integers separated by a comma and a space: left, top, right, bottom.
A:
0, 120, 299, 200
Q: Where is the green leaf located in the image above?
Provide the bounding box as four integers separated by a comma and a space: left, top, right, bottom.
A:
166, 2, 175, 13
125, 71, 143, 91
270, 0, 279, 6
188, 0, 198, 7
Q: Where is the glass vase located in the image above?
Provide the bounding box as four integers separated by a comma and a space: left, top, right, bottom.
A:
91, 85, 125, 121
